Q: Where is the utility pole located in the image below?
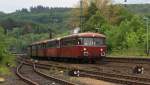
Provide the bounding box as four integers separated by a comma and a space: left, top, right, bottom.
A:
17, 29, 19, 53
124, 0, 127, 7
144, 17, 149, 56
146, 18, 149, 56
80, 0, 83, 32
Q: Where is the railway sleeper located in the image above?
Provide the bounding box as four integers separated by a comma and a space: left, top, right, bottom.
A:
33, 64, 76, 85
80, 72, 150, 85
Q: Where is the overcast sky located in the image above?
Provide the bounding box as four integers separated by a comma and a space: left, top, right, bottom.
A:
0, 0, 150, 13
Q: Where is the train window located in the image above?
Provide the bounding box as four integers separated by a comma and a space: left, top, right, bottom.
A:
62, 38, 78, 47
83, 38, 94, 46
37, 44, 40, 48
72, 39, 79, 45
47, 42, 51, 47
40, 43, 44, 48
42, 44, 45, 48
93, 38, 105, 46
47, 41, 59, 48
31, 46, 33, 49
41, 44, 43, 48
38, 44, 42, 49
79, 37, 105, 46
39, 44, 40, 48
38, 45, 40, 49
33, 45, 37, 50
32, 45, 34, 50
43, 44, 46, 48
32, 45, 36, 50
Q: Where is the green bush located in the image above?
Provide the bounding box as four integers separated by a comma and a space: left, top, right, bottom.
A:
81, 1, 150, 57
0, 27, 15, 75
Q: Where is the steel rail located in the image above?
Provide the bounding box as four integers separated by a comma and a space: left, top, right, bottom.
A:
16, 63, 40, 85
22, 58, 150, 85
105, 57, 150, 64
80, 72, 150, 85
32, 60, 150, 85
33, 63, 76, 85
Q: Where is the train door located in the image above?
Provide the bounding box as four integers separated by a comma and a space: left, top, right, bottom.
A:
43, 43, 47, 57
60, 39, 64, 58
36, 45, 38, 57
57, 40, 61, 57
29, 46, 32, 57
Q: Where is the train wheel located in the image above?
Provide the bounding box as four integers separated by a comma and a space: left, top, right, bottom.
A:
70, 58, 74, 63
53, 57, 57, 61
91, 60, 96, 64
99, 57, 106, 64
82, 58, 88, 63
88, 59, 94, 64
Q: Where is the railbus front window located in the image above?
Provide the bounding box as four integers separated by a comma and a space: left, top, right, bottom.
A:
78, 37, 105, 46
83, 38, 93, 46
93, 38, 105, 46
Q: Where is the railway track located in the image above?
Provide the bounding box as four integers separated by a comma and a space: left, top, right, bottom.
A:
33, 63, 76, 85
19, 56, 150, 85
16, 61, 76, 85
24, 59, 150, 85
105, 57, 150, 64
16, 63, 39, 85
79, 70, 150, 85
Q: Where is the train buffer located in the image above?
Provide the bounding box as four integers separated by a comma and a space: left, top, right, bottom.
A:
68, 69, 80, 77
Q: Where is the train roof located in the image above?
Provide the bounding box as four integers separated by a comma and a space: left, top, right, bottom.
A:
30, 38, 58, 45
29, 32, 106, 46
30, 39, 49, 45
62, 32, 106, 39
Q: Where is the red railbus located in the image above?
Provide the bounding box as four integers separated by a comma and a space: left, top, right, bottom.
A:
29, 32, 106, 63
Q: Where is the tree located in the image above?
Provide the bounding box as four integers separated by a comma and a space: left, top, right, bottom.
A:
0, 27, 15, 65
30, 5, 50, 13
85, 1, 98, 21
21, 8, 29, 13
0, 18, 18, 34
83, 11, 106, 32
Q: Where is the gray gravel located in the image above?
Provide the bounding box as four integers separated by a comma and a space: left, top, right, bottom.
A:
20, 64, 61, 85
1, 68, 28, 85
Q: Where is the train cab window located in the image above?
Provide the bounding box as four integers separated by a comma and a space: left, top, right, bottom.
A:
83, 38, 93, 46
79, 37, 105, 46
93, 38, 105, 46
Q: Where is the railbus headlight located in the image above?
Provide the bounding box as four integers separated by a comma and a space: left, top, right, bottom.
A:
100, 48, 103, 52
83, 48, 88, 56
83, 48, 87, 51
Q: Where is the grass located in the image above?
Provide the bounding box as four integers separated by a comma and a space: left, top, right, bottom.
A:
0, 65, 11, 75
108, 49, 150, 58
0, 55, 16, 76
